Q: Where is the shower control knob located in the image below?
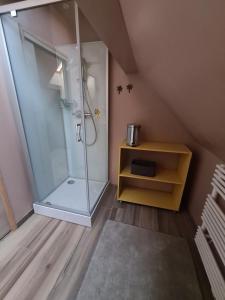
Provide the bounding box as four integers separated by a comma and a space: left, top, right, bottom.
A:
94, 108, 100, 118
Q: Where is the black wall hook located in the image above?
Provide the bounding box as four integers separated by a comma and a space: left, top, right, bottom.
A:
117, 85, 123, 94
127, 84, 133, 93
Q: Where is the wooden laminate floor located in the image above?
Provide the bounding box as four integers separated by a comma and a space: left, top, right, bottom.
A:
0, 185, 213, 300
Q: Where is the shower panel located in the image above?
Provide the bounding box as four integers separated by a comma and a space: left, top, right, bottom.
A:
0, 0, 108, 226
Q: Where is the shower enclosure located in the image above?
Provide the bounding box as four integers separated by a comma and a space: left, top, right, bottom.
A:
0, 1, 108, 226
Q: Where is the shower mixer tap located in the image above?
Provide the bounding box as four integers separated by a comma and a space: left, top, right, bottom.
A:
75, 123, 82, 142
84, 112, 92, 118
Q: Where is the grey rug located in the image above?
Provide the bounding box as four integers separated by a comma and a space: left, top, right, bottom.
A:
77, 220, 202, 300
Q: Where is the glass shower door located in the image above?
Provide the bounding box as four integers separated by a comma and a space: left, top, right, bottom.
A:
78, 8, 109, 213
1, 1, 90, 216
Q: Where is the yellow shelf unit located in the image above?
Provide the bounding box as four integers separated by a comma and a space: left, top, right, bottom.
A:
117, 141, 192, 211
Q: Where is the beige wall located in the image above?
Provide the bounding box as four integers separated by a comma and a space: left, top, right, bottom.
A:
120, 0, 225, 162
109, 56, 221, 225
184, 146, 221, 224
109, 57, 192, 185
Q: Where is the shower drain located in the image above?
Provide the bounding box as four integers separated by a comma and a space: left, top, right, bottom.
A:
67, 179, 75, 184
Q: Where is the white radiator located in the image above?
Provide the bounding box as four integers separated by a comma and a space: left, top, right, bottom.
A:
195, 164, 225, 299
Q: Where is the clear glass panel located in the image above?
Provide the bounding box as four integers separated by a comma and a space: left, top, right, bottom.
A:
2, 1, 90, 215
78, 9, 108, 213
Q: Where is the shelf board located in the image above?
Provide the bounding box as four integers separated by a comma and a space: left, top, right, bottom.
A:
118, 186, 178, 210
120, 166, 183, 184
121, 141, 191, 154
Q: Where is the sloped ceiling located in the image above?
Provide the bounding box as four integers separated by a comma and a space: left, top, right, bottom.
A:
119, 0, 225, 162
76, 0, 137, 73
